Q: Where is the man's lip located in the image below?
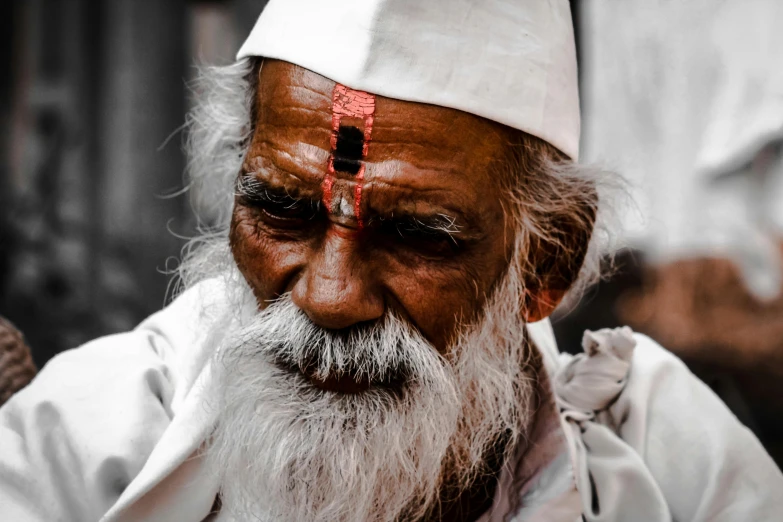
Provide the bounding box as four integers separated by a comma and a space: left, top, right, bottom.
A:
273, 359, 405, 394
308, 372, 372, 394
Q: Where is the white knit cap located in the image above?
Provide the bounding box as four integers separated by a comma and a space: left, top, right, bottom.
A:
237, 0, 580, 160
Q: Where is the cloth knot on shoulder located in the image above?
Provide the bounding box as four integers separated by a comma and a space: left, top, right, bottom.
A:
550, 327, 673, 521
554, 326, 636, 418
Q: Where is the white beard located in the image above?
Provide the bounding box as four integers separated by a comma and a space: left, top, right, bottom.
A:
204, 266, 536, 522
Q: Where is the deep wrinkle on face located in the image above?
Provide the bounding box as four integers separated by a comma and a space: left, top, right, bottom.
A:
230, 60, 518, 352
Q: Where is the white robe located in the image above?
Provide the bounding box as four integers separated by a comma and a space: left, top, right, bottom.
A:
1, 281, 781, 521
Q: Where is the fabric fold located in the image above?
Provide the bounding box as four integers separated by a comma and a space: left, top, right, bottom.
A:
554, 327, 671, 521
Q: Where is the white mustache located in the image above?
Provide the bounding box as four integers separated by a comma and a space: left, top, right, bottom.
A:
224, 295, 450, 389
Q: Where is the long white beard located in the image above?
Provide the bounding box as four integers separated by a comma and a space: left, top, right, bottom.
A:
205, 267, 536, 522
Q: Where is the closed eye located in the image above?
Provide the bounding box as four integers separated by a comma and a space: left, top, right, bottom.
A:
394, 216, 459, 243
236, 175, 320, 222
372, 214, 463, 257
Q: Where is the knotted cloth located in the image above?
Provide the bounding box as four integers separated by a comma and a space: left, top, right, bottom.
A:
554, 327, 671, 521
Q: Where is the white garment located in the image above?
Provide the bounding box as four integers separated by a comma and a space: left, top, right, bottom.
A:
237, 0, 580, 160
1, 281, 781, 521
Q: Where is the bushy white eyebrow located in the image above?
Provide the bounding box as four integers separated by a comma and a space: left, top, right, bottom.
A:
236, 175, 299, 203
384, 213, 463, 244
418, 214, 461, 235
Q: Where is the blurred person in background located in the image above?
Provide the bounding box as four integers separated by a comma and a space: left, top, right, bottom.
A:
1, 1, 782, 522
578, 0, 783, 462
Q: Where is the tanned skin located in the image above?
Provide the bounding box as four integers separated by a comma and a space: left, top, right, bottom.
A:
229, 59, 564, 522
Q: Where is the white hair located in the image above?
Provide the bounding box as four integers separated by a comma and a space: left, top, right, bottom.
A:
205, 238, 535, 521
175, 59, 256, 295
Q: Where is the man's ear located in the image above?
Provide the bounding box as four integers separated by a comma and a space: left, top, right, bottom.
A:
523, 289, 568, 322
522, 187, 598, 322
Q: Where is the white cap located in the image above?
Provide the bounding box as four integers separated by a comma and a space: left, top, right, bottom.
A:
238, 0, 580, 160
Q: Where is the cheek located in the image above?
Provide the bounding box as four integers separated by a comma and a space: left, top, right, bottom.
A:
229, 206, 308, 306
384, 249, 507, 354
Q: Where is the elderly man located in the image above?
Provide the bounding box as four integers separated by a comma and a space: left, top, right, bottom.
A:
1, 1, 781, 521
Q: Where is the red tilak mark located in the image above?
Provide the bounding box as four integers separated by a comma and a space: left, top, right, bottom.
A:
323, 83, 376, 226
354, 164, 365, 222
322, 157, 335, 211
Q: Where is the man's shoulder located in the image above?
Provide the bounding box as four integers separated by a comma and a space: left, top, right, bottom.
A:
0, 323, 175, 521
618, 331, 740, 437
137, 279, 229, 349
626, 332, 692, 385
613, 331, 783, 521
0, 279, 229, 521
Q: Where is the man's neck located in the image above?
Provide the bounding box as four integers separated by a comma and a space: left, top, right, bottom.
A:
434, 440, 507, 522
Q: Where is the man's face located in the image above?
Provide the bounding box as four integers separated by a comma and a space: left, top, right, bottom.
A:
213, 61, 543, 519
230, 60, 517, 365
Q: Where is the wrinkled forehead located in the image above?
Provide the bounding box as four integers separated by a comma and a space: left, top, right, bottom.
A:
254, 59, 517, 169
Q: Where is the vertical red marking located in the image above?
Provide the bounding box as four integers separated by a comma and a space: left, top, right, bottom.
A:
354, 164, 365, 225
322, 157, 335, 211
362, 113, 374, 157
325, 84, 376, 227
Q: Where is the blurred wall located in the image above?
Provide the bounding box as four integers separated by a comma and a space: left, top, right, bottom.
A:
1, 0, 266, 366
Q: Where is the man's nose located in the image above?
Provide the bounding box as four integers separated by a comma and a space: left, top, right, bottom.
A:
291, 229, 384, 330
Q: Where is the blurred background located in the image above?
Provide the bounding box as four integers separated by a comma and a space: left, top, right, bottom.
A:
1, 0, 261, 363
1, 1, 782, 462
